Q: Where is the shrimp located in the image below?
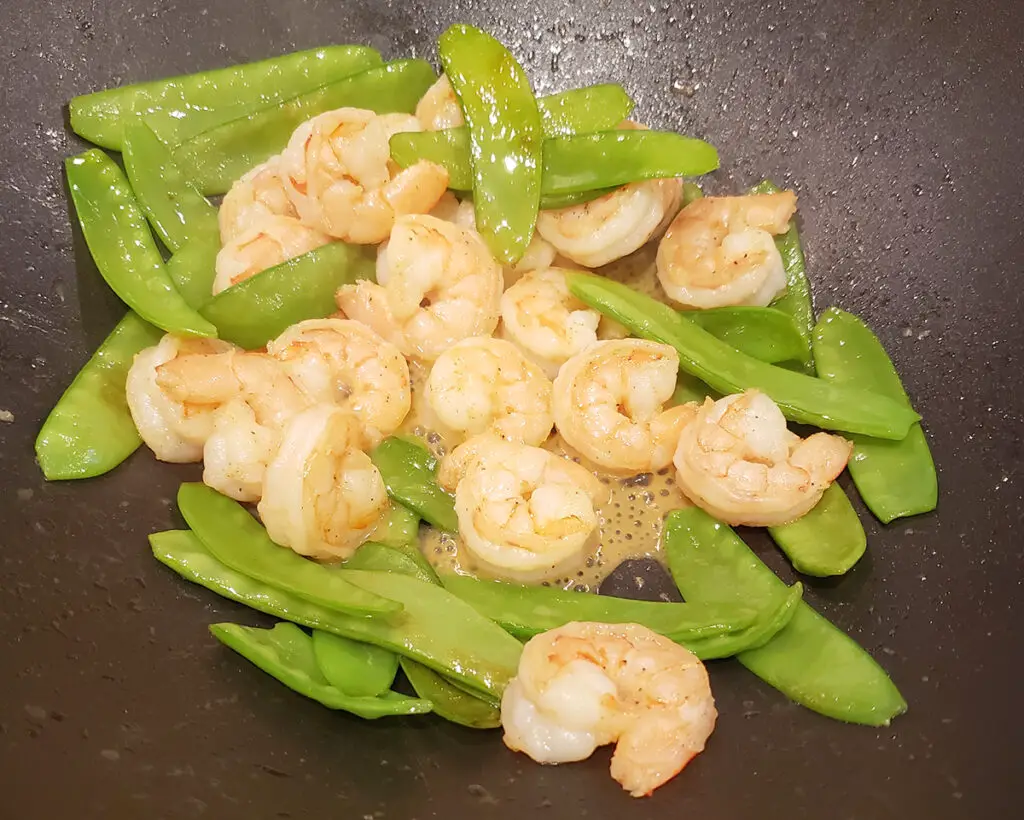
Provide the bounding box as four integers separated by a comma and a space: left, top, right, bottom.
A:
335, 214, 503, 361
437, 436, 609, 581
501, 621, 717, 797
258, 404, 389, 560
279, 107, 449, 244
125, 334, 237, 463
673, 390, 853, 526
425, 337, 553, 446
266, 318, 411, 448
415, 75, 465, 131
656, 191, 797, 309
552, 339, 695, 473
219, 156, 297, 243
212, 214, 330, 295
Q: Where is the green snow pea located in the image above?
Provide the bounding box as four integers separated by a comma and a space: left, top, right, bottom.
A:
66, 150, 217, 338
311, 630, 399, 698
165, 226, 221, 310
373, 503, 421, 549
35, 312, 163, 480
400, 659, 501, 729
749, 179, 815, 371
684, 306, 811, 366
440, 574, 802, 660
345, 542, 440, 588
566, 271, 919, 440
70, 46, 382, 151
681, 182, 704, 206
177, 60, 436, 195
768, 483, 867, 577
370, 436, 458, 533
663, 507, 907, 726
150, 530, 521, 698
813, 308, 938, 523
200, 241, 375, 349
210, 622, 430, 719
439, 24, 544, 264
122, 121, 217, 253
177, 483, 401, 618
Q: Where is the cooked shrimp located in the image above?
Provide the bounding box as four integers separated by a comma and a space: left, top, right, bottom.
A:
258, 404, 389, 560
656, 191, 797, 309
218, 156, 297, 243
437, 436, 608, 581
415, 75, 465, 131
552, 339, 695, 473
279, 108, 449, 244
125, 334, 237, 463
266, 318, 411, 448
213, 214, 330, 295
335, 214, 503, 361
501, 621, 717, 797
425, 337, 553, 446
673, 390, 853, 526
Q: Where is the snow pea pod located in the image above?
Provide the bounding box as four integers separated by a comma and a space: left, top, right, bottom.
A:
345, 542, 440, 587
663, 507, 907, 726
400, 658, 501, 729
813, 308, 938, 523
165, 226, 220, 310
66, 150, 217, 338
372, 503, 421, 549
566, 271, 919, 440
122, 121, 217, 252
200, 241, 375, 349
439, 24, 543, 265
369, 436, 458, 533
210, 622, 431, 719
684, 306, 811, 365
768, 483, 867, 577
311, 630, 399, 698
177, 60, 436, 196
35, 312, 163, 480
150, 530, 521, 698
70, 46, 381, 151
177, 482, 401, 618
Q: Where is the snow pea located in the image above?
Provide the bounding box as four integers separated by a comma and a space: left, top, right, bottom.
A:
177, 482, 401, 618
200, 241, 375, 349
768, 483, 867, 577
177, 60, 436, 196
210, 622, 431, 719
122, 121, 217, 253
344, 542, 440, 588
311, 630, 399, 698
813, 308, 938, 523
369, 436, 458, 533
663, 507, 907, 726
681, 181, 704, 206
150, 530, 521, 698
684, 306, 811, 365
440, 574, 802, 660
400, 658, 501, 730
439, 24, 543, 265
566, 271, 919, 440
66, 151, 217, 338
372, 503, 421, 549
70, 46, 381, 151
749, 179, 815, 372
35, 312, 163, 480
165, 226, 220, 310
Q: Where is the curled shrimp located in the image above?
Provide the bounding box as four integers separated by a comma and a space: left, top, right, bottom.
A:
552, 339, 694, 473
219, 156, 297, 243
425, 337, 553, 446
125, 334, 237, 463
213, 214, 330, 295
673, 390, 853, 526
415, 75, 465, 131
279, 108, 449, 244
266, 318, 411, 448
258, 404, 388, 560
438, 435, 609, 581
502, 621, 717, 797
656, 191, 797, 309
335, 214, 503, 361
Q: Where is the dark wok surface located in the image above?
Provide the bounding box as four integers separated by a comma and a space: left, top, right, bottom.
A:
1, 1, 1021, 817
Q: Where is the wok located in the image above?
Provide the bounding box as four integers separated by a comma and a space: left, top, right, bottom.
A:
0, 0, 1020, 817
